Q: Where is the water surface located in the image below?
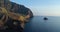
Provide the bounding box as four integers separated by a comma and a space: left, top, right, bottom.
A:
24, 16, 60, 32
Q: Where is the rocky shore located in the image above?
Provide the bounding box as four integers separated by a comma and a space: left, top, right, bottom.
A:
0, 0, 33, 32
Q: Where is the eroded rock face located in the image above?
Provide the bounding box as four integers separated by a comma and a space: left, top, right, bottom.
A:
0, 0, 33, 31
0, 0, 33, 18
10, 2, 33, 18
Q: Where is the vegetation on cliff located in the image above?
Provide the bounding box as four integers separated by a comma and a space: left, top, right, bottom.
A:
0, 0, 33, 31
6, 1, 33, 18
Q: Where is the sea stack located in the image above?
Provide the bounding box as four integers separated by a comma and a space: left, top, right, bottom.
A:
44, 17, 48, 20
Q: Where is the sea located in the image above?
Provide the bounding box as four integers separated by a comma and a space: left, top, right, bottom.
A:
24, 16, 60, 32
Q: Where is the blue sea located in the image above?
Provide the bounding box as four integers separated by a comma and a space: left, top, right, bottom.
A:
24, 16, 60, 32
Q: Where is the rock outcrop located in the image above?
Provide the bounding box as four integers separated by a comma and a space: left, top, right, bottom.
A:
0, 0, 33, 18
0, 0, 33, 32
0, 0, 34, 22
10, 2, 33, 18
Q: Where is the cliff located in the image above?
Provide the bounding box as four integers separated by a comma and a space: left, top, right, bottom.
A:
0, 0, 33, 31
0, 0, 33, 18
10, 1, 33, 18
10, 2, 33, 18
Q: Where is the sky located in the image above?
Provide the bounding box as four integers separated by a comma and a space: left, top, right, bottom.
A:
10, 0, 60, 16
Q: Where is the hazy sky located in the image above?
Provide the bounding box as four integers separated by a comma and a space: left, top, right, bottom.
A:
10, 0, 60, 16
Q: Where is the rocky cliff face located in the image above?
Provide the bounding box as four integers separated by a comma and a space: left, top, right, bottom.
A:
0, 0, 33, 18
0, 0, 33, 31
10, 2, 33, 18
